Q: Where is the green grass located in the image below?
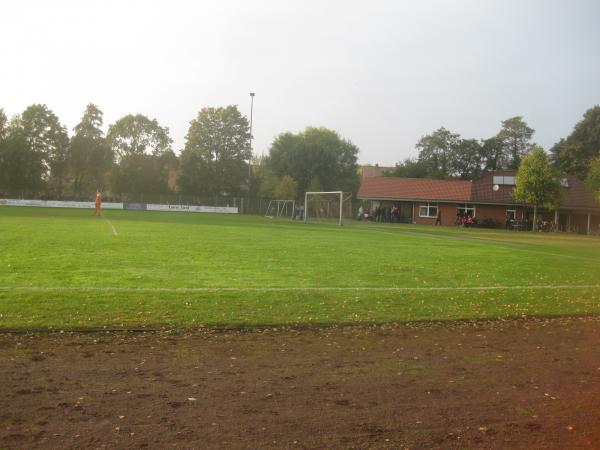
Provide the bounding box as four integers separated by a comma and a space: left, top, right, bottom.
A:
1, 206, 599, 330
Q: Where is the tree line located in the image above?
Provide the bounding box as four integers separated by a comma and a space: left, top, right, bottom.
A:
0, 104, 360, 201
1, 102, 598, 203
387, 106, 600, 199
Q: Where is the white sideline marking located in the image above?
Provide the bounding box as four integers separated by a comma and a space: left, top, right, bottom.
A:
102, 216, 118, 236
1, 285, 599, 293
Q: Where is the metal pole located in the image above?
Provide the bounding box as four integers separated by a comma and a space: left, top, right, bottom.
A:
587, 212, 591, 235
339, 191, 343, 226
304, 191, 308, 223
248, 93, 255, 181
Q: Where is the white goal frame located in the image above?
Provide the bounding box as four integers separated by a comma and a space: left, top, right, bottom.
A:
264, 199, 296, 219
304, 191, 352, 226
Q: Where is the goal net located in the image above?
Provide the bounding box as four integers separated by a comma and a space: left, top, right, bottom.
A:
304, 191, 353, 226
264, 199, 295, 219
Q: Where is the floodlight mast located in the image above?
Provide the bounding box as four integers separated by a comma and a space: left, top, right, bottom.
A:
247, 92, 255, 181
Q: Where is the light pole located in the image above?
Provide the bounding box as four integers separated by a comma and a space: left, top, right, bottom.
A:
248, 93, 255, 181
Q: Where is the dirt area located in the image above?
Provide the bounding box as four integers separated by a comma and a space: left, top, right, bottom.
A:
1, 317, 600, 449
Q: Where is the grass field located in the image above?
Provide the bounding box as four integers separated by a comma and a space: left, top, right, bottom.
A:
1, 206, 599, 330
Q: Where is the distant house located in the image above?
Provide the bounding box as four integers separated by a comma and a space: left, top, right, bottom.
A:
357, 171, 600, 234
359, 164, 395, 178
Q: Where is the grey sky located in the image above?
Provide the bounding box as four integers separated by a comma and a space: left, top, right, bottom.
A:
1, 0, 599, 166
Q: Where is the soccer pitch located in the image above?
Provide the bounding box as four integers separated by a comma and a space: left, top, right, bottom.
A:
1, 206, 599, 330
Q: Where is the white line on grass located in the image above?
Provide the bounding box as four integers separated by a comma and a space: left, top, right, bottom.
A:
1, 285, 599, 293
102, 215, 118, 236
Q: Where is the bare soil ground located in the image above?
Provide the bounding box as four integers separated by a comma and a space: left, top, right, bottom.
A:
2, 317, 600, 449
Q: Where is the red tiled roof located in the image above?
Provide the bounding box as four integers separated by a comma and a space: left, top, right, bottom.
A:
358, 177, 472, 202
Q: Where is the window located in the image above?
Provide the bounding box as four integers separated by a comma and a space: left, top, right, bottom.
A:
419, 203, 438, 218
456, 204, 476, 217
493, 175, 516, 186
506, 209, 516, 221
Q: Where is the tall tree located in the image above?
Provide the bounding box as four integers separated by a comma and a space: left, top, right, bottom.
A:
21, 104, 70, 194
480, 136, 506, 171
107, 114, 172, 196
0, 115, 45, 193
267, 127, 359, 195
585, 155, 600, 201
415, 127, 461, 178
451, 138, 484, 179
0, 108, 7, 141
496, 116, 534, 170
385, 158, 429, 178
551, 105, 600, 179
274, 175, 298, 199
107, 114, 172, 160
110, 153, 169, 196
513, 147, 562, 231
69, 104, 113, 195
179, 105, 251, 196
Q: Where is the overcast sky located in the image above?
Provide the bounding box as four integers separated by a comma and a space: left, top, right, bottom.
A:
1, 0, 599, 165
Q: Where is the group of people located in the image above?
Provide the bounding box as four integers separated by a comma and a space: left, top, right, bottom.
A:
359, 205, 405, 223
455, 212, 474, 227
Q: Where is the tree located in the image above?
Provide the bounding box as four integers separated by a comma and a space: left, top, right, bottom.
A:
0, 115, 45, 193
306, 176, 324, 193
0, 109, 7, 141
451, 138, 484, 179
551, 105, 600, 179
513, 147, 562, 231
21, 104, 70, 194
585, 155, 600, 201
107, 114, 172, 197
110, 153, 169, 196
179, 105, 251, 196
267, 127, 359, 195
385, 158, 429, 178
415, 127, 461, 178
107, 114, 172, 161
255, 158, 279, 198
69, 104, 113, 196
480, 136, 507, 171
274, 175, 298, 199
496, 116, 534, 170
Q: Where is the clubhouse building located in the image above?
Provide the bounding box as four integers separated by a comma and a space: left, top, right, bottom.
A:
357, 171, 600, 234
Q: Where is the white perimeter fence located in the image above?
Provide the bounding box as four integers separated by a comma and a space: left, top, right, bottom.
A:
0, 199, 238, 214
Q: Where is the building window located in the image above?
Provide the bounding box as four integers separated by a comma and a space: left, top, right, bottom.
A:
493, 175, 516, 186
457, 204, 476, 217
506, 209, 516, 220
419, 203, 438, 218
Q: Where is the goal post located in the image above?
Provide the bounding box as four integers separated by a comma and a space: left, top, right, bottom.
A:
264, 199, 296, 219
304, 191, 353, 226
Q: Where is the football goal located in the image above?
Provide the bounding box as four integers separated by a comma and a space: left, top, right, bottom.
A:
304, 191, 353, 226
264, 199, 295, 219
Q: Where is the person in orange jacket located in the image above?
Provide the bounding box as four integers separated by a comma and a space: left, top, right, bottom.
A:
93, 190, 102, 216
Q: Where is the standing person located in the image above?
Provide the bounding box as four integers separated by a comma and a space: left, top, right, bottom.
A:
465, 214, 473, 228
435, 210, 442, 226
93, 190, 102, 216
